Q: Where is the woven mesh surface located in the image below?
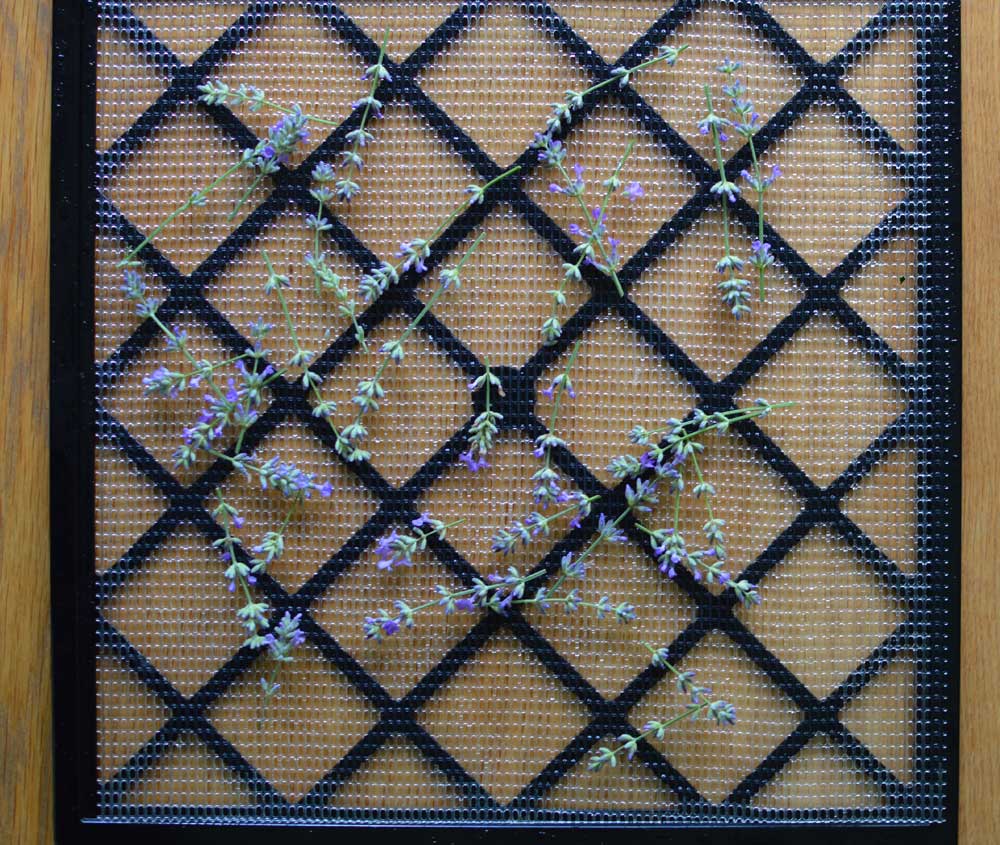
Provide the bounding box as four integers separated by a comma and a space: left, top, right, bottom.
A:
88, 0, 956, 826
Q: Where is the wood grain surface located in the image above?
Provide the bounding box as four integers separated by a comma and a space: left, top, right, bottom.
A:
959, 2, 1000, 844
0, 0, 53, 842
0, 0, 995, 842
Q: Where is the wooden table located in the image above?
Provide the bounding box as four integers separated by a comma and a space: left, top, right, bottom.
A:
1, 0, 996, 841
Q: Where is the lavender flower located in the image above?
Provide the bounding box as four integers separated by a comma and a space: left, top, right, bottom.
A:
333, 31, 389, 203
304, 169, 369, 347
459, 449, 490, 472
596, 512, 628, 544
357, 169, 519, 305
719, 67, 782, 303
363, 610, 402, 641
545, 45, 688, 139
534, 137, 636, 300
491, 493, 597, 554
263, 611, 306, 660
700, 84, 751, 317
624, 181, 645, 201
255, 456, 332, 499
464, 360, 503, 471
374, 516, 463, 571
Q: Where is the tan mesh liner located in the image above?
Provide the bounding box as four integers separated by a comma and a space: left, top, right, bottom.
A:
94, 0, 927, 819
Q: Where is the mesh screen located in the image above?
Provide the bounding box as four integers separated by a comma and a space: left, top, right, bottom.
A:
87, 0, 956, 828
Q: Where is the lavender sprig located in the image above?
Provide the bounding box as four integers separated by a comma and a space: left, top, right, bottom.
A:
614, 400, 795, 478
534, 138, 636, 299
119, 98, 315, 266
491, 492, 599, 554
336, 28, 391, 202
588, 699, 734, 771
532, 338, 582, 507
121, 78, 369, 268
332, 232, 486, 463
212, 493, 270, 643
718, 60, 781, 303
375, 513, 465, 571
261, 249, 317, 378
460, 358, 503, 472
363, 567, 546, 640
305, 163, 369, 350
211, 494, 305, 718
541, 142, 637, 339
700, 84, 750, 319
357, 167, 520, 304
546, 44, 689, 137
534, 42, 687, 301
586, 640, 736, 771
544, 481, 656, 601
365, 549, 635, 639
258, 610, 307, 726
126, 270, 312, 724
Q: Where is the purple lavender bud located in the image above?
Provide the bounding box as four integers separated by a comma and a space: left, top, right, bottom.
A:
623, 181, 644, 201
459, 449, 489, 472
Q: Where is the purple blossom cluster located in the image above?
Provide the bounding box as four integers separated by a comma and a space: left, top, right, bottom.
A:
256, 108, 310, 169
257, 611, 308, 717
